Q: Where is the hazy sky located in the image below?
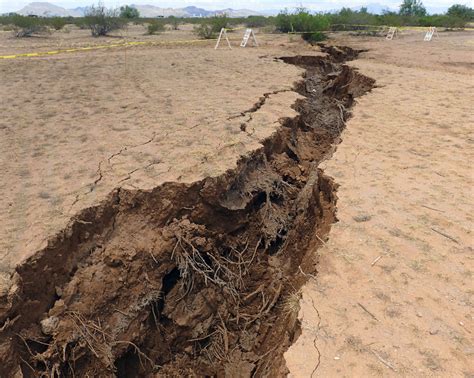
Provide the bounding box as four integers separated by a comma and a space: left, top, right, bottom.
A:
1, 0, 469, 13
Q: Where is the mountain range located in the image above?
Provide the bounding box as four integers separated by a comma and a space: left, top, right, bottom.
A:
11, 2, 450, 18
14, 2, 263, 18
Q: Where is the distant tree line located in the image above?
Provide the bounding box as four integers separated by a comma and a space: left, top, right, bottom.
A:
0, 1, 472, 38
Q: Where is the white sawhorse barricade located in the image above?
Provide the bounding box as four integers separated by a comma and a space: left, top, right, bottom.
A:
424, 27, 439, 41
386, 27, 398, 40
240, 28, 258, 47
215, 28, 258, 49
215, 28, 232, 49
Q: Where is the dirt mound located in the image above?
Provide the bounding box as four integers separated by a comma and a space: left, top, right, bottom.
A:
0, 46, 374, 376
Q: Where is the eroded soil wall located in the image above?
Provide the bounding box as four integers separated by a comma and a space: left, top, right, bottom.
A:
0, 45, 374, 377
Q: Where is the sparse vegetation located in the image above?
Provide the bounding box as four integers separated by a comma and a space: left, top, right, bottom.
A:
84, 4, 125, 37
210, 14, 229, 32
327, 3, 472, 29
245, 15, 271, 28
1, 1, 472, 41
276, 8, 330, 43
302, 31, 327, 43
146, 20, 165, 35
193, 15, 228, 39
49, 17, 66, 30
167, 15, 180, 30
10, 15, 48, 37
194, 23, 214, 39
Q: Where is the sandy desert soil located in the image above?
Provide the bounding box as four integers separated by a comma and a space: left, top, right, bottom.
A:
0, 24, 380, 375
0, 26, 305, 276
285, 31, 474, 376
0, 23, 472, 376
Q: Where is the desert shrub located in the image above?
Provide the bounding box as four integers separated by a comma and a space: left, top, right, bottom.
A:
167, 16, 180, 30
276, 8, 330, 33
275, 10, 293, 32
147, 20, 165, 35
193, 15, 228, 39
276, 8, 330, 44
302, 31, 327, 43
376, 11, 404, 26
245, 15, 270, 28
84, 4, 125, 37
120, 5, 140, 19
210, 15, 228, 32
11, 15, 48, 37
441, 15, 468, 28
193, 23, 214, 39
49, 17, 66, 30
72, 18, 88, 29
330, 7, 377, 27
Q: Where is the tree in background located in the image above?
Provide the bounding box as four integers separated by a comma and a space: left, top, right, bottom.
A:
84, 4, 125, 37
120, 5, 140, 19
447, 4, 474, 20
399, 0, 427, 17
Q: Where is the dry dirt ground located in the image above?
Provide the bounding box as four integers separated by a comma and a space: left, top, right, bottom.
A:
285, 31, 474, 376
0, 26, 304, 278
0, 24, 472, 376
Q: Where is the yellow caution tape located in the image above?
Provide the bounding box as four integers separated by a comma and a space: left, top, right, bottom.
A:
1, 26, 472, 60
0, 38, 216, 60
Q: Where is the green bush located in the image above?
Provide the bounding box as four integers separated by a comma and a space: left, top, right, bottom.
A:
330, 7, 377, 27
147, 20, 165, 35
167, 15, 180, 30
193, 23, 214, 39
245, 15, 270, 28
210, 14, 228, 32
302, 31, 327, 43
276, 8, 330, 44
193, 15, 229, 39
276, 8, 330, 33
11, 15, 48, 37
84, 4, 125, 37
442, 16, 468, 28
49, 17, 66, 30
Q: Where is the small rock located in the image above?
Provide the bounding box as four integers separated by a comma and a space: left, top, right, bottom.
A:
55, 286, 62, 297
334, 356, 340, 360
353, 214, 372, 223
429, 329, 438, 335
41, 316, 59, 335
416, 312, 423, 318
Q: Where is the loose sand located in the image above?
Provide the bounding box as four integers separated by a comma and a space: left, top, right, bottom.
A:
0, 24, 472, 375
0, 27, 304, 278
285, 31, 474, 376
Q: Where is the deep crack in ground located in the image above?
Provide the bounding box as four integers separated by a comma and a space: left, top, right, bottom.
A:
0, 45, 374, 377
